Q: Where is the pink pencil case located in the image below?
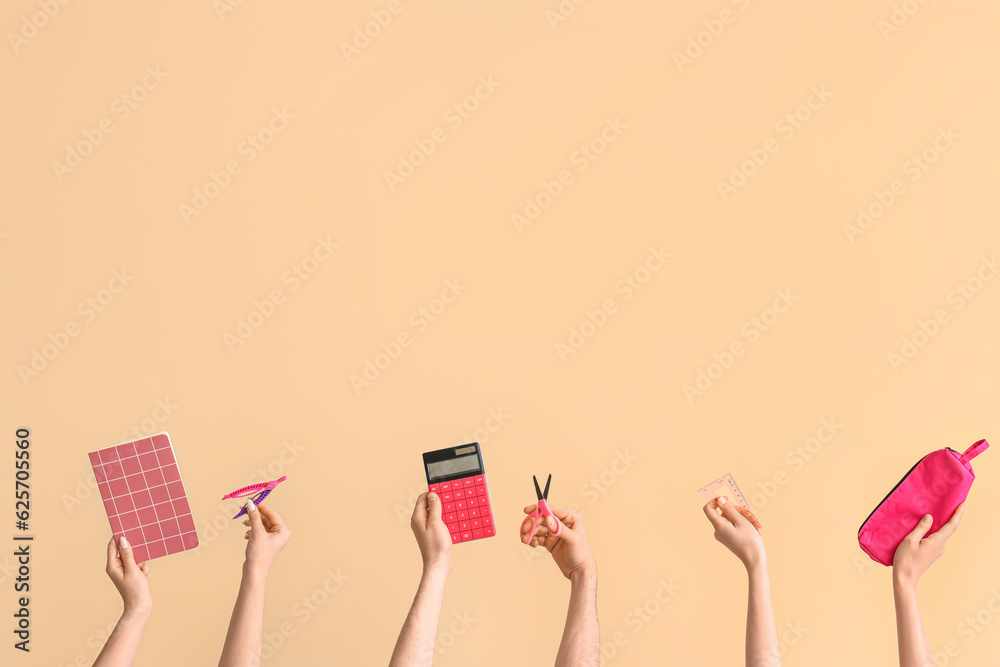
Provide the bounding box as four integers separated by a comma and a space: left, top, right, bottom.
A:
858, 439, 988, 566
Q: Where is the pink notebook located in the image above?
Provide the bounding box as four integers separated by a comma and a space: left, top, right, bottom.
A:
88, 432, 199, 562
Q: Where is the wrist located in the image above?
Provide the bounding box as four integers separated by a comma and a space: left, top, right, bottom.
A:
243, 559, 271, 583
745, 553, 768, 577
122, 602, 152, 621
892, 571, 919, 595
422, 560, 451, 581
569, 559, 598, 586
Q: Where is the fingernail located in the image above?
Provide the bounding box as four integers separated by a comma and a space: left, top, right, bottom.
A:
428, 492, 437, 501
246, 498, 255, 512
718, 496, 727, 505
922, 514, 932, 523
120, 536, 129, 549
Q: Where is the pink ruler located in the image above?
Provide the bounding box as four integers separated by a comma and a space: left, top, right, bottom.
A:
88, 432, 199, 562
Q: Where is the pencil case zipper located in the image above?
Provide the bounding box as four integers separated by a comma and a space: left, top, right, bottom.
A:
857, 447, 963, 535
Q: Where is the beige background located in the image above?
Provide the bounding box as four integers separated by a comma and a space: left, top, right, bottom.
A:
2, 1, 999, 665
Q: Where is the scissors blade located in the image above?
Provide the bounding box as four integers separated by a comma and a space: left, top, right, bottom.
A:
542, 473, 551, 500
533, 475, 543, 501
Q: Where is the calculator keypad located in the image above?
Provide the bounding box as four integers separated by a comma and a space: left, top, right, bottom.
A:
428, 474, 495, 543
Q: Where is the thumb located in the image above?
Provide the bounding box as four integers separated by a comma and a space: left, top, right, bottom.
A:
118, 535, 138, 573
702, 499, 727, 531
106, 537, 123, 575
246, 498, 265, 534
546, 514, 573, 543
907, 514, 934, 542
426, 492, 443, 522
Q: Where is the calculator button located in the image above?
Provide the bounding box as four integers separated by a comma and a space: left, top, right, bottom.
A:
451, 533, 461, 543
484, 525, 496, 537
457, 510, 468, 521
469, 507, 480, 518
476, 486, 486, 496
478, 496, 491, 508
462, 531, 473, 541
482, 515, 493, 526
445, 513, 457, 523
428, 484, 440, 493
460, 521, 470, 531
475, 475, 485, 485
440, 481, 452, 492
453, 488, 465, 500
471, 518, 481, 529
444, 502, 455, 513
480, 504, 491, 516
441, 492, 454, 503
473, 528, 485, 539
456, 500, 466, 510
463, 478, 475, 488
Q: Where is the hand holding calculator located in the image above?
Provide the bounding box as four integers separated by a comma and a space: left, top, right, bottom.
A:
422, 442, 496, 544
410, 491, 454, 571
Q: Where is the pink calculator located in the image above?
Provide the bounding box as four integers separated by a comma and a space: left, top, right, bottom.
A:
423, 442, 496, 544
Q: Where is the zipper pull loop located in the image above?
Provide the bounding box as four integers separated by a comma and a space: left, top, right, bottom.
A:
960, 439, 989, 464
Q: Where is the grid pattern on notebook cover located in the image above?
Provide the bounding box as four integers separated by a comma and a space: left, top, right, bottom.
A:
88, 432, 199, 562
429, 474, 495, 543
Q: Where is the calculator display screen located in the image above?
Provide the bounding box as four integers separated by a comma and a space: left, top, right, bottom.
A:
426, 454, 481, 481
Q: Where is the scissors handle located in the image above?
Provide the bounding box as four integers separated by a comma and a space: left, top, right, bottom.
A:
538, 500, 562, 537
520, 502, 563, 541
520, 512, 541, 542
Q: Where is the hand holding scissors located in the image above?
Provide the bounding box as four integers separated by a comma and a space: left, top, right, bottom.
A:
521, 500, 596, 581
521, 474, 562, 544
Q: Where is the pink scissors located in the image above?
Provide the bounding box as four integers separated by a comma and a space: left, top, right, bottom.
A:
222, 476, 287, 519
521, 474, 562, 542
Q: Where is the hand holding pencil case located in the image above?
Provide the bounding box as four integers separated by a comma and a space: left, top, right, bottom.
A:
858, 439, 988, 566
